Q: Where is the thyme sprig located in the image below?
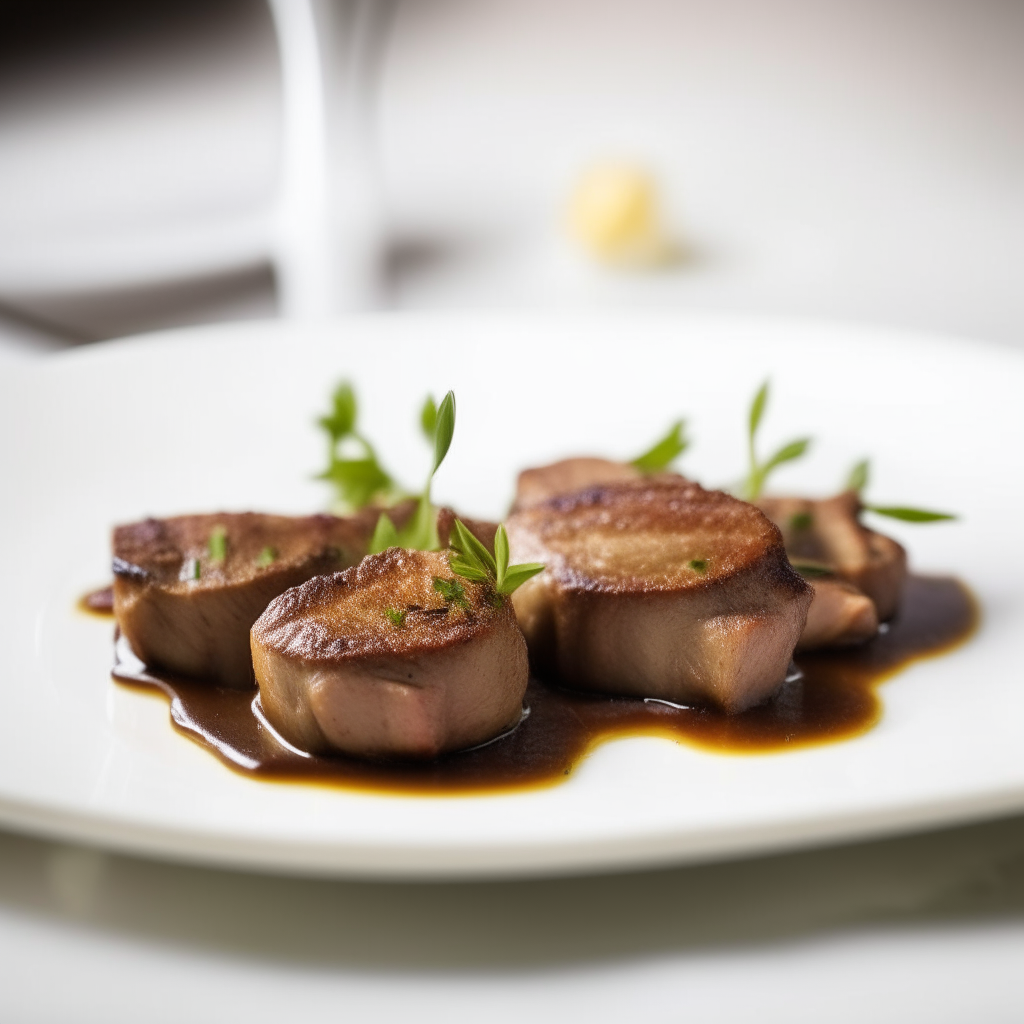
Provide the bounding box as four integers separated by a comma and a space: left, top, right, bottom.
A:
448, 519, 545, 596
742, 380, 811, 502
845, 459, 956, 523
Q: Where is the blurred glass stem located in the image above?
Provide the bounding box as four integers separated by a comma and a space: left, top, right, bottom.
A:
268, 0, 396, 317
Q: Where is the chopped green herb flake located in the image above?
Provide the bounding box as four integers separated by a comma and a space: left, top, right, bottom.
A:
688, 558, 708, 573
432, 576, 469, 610
256, 546, 277, 567
208, 525, 227, 562
385, 607, 407, 627
789, 512, 814, 531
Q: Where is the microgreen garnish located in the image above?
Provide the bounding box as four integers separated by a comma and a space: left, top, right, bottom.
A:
845, 459, 870, 494
741, 380, 812, 502
256, 546, 277, 567
791, 561, 835, 578
789, 511, 814, 530
316, 382, 400, 513
420, 395, 437, 442
368, 391, 457, 555
688, 558, 708, 573
448, 519, 545, 596
631, 420, 689, 473
208, 525, 227, 563
844, 458, 957, 524
432, 576, 469, 610
385, 607, 407, 627
864, 505, 957, 523
369, 513, 399, 553
182, 557, 201, 581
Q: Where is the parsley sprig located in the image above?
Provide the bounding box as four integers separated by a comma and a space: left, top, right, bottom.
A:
630, 420, 689, 473
845, 459, 956, 523
316, 382, 400, 512
368, 391, 457, 554
742, 380, 811, 501
448, 519, 545, 596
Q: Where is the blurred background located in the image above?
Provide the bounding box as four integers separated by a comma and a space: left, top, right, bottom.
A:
0, 0, 1022, 346
2, 2, 1023, 1020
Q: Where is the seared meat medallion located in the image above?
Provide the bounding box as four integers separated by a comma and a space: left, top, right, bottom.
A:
506, 479, 812, 713
251, 549, 529, 760
513, 456, 907, 652
759, 491, 908, 622
113, 512, 374, 688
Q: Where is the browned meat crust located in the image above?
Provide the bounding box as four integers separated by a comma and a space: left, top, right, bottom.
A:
513, 457, 645, 510
251, 549, 529, 759
506, 479, 812, 713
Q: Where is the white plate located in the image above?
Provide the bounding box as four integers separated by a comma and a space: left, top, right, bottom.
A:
2, 313, 1022, 879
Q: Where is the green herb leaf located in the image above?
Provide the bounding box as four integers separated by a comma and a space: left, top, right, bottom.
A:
316, 381, 403, 513
433, 575, 469, 610
846, 459, 870, 493
420, 395, 437, 442
740, 379, 812, 501
318, 457, 394, 512
865, 505, 957, 523
395, 494, 439, 552
631, 420, 688, 473
318, 382, 357, 443
762, 437, 812, 474
688, 558, 708, 573
384, 607, 407, 627
450, 518, 497, 577
369, 513, 400, 555
185, 557, 201, 581
256, 546, 277, 567
447, 518, 544, 596
431, 391, 456, 477
448, 556, 490, 583
208, 525, 227, 563
749, 380, 769, 443
496, 562, 545, 594
789, 512, 814, 531
493, 524, 510, 590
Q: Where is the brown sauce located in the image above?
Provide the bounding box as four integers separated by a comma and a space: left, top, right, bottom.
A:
108, 575, 977, 795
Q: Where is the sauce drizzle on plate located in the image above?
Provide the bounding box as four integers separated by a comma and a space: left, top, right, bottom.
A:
103, 575, 976, 795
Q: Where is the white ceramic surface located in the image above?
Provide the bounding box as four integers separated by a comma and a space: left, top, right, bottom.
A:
2, 313, 1021, 878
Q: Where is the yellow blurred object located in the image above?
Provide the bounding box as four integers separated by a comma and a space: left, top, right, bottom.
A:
567, 163, 670, 266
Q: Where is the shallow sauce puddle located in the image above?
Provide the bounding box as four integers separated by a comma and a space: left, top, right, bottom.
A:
86, 576, 977, 795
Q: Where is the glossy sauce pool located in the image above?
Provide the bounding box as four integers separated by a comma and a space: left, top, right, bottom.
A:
89, 576, 977, 795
